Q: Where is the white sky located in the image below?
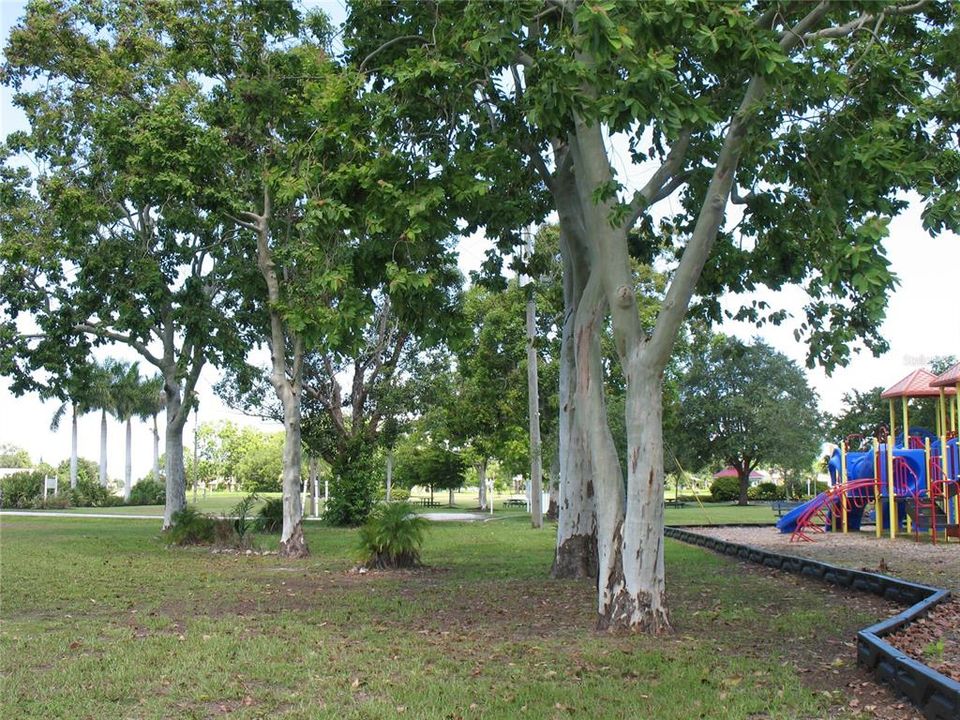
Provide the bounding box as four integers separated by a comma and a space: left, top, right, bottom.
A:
1, 0, 957, 480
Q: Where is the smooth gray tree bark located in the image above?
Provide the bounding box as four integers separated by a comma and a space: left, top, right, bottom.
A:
98, 409, 108, 487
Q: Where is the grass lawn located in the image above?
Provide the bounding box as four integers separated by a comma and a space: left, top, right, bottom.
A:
0, 514, 889, 719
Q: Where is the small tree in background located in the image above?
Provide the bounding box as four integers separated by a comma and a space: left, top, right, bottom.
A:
676, 336, 822, 506
393, 439, 466, 506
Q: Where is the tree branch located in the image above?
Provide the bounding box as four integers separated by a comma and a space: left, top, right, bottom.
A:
622, 130, 692, 231
646, 1, 833, 369
76, 323, 163, 368
803, 0, 930, 40
359, 34, 430, 72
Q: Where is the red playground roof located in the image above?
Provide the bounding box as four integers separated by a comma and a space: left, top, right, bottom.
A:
712, 466, 766, 480
881, 368, 955, 398
930, 362, 960, 389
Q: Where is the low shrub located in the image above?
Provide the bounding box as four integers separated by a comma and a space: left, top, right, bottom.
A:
257, 497, 283, 533
39, 495, 73, 509
709, 476, 740, 502
388, 487, 410, 503
358, 501, 428, 569
167, 505, 215, 545
748, 482, 785, 501
65, 476, 119, 508
128, 478, 165, 505
0, 470, 44, 508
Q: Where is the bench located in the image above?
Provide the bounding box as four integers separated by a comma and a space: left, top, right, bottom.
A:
503, 498, 526, 509
771, 500, 804, 517
665, 499, 687, 508
416, 498, 441, 508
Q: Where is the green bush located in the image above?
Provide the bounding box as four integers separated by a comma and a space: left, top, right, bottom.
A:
167, 505, 215, 545
748, 482, 785, 501
65, 476, 119, 507
388, 487, 410, 503
358, 502, 429, 569
326, 445, 380, 526
40, 494, 73, 509
0, 470, 44, 508
709, 476, 740, 502
256, 497, 283, 533
128, 477, 165, 505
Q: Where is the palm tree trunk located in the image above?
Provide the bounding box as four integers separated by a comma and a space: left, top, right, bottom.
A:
70, 405, 78, 489
124, 417, 133, 501
99, 409, 108, 487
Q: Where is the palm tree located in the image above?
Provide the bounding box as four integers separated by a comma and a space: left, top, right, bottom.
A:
137, 375, 166, 483
108, 360, 147, 501
49, 365, 103, 488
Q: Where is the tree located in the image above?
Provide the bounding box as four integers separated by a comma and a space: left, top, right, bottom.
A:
2, 0, 252, 528
826, 386, 889, 443
48, 360, 111, 488
394, 438, 466, 505
447, 285, 529, 510
345, 1, 956, 631
136, 375, 166, 483
676, 337, 822, 506
0, 444, 30, 468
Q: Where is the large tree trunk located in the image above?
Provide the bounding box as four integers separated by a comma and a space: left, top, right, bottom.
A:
552, 203, 597, 580
123, 417, 132, 501
162, 375, 189, 529
151, 413, 160, 481
573, 274, 633, 629
616, 360, 669, 632
277, 381, 307, 557
477, 457, 488, 510
252, 186, 308, 558
98, 409, 108, 486
70, 406, 78, 489
737, 465, 751, 506
525, 258, 543, 529
564, 116, 672, 632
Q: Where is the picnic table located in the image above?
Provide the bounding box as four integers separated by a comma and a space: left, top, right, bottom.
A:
665, 499, 687, 508
771, 500, 805, 517
416, 498, 441, 508
503, 498, 526, 509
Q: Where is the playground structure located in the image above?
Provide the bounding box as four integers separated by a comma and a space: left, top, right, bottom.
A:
778, 364, 960, 543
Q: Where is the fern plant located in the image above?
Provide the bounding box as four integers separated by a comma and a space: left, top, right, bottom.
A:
358, 502, 428, 569
168, 505, 215, 545
230, 492, 259, 544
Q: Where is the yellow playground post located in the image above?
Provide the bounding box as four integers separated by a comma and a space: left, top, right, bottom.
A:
840, 440, 848, 533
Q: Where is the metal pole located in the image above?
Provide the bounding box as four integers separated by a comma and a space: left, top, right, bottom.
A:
522, 226, 543, 529
192, 403, 199, 504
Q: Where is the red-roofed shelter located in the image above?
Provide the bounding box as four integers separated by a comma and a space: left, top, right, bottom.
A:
881, 368, 957, 440
931, 362, 960, 435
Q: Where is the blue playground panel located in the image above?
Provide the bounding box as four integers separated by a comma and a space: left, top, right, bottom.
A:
777, 434, 959, 534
